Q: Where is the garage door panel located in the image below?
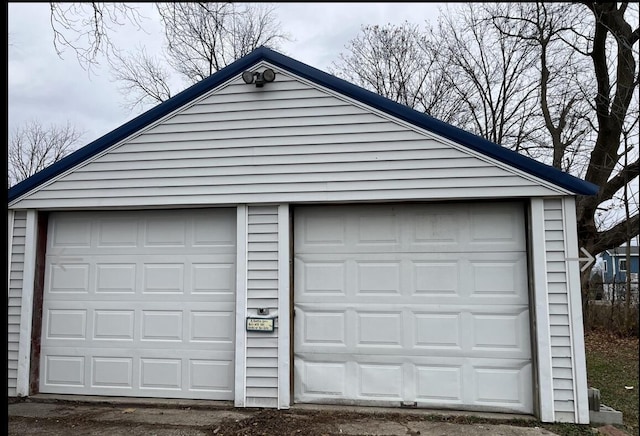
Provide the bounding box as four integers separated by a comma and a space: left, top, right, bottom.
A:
357, 363, 404, 399
50, 217, 92, 248
45, 258, 235, 302
356, 261, 402, 294
295, 257, 348, 296
41, 209, 236, 400
468, 254, 528, 298
296, 308, 529, 360
93, 309, 135, 340
43, 303, 235, 348
295, 203, 525, 254
49, 209, 236, 252
96, 263, 137, 293
295, 359, 347, 399
297, 309, 348, 348
296, 252, 528, 304
294, 289, 528, 307
468, 361, 533, 412
470, 309, 531, 355
48, 263, 91, 294
45, 308, 88, 340
415, 364, 464, 404
294, 202, 532, 413
49, 246, 237, 256
415, 358, 532, 413
91, 356, 134, 388
295, 355, 532, 413
356, 312, 403, 348
41, 351, 234, 399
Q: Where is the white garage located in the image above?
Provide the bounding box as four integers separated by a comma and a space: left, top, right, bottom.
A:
8, 47, 596, 423
39, 208, 236, 400
294, 202, 532, 413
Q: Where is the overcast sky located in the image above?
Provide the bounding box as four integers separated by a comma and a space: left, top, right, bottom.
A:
8, 2, 445, 145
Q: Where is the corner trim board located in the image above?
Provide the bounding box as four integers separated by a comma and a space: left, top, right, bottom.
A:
234, 205, 248, 407
277, 204, 291, 409
562, 197, 590, 424
530, 199, 555, 422
16, 210, 37, 396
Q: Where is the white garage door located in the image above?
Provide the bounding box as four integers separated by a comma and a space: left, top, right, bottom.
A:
294, 202, 533, 414
40, 208, 236, 400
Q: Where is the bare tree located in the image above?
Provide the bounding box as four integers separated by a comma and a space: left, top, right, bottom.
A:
488, 2, 639, 311
48, 3, 289, 111
428, 4, 543, 156
331, 23, 431, 112
330, 21, 463, 125
157, 2, 288, 82
332, 2, 639, 313
576, 2, 639, 254
9, 119, 84, 187
331, 8, 546, 158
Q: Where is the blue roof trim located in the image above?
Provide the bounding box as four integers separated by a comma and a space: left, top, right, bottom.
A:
9, 46, 599, 202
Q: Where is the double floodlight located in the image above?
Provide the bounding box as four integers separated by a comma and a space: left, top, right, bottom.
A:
242, 68, 276, 87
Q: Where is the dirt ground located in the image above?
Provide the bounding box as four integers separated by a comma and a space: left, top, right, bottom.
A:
8, 398, 568, 436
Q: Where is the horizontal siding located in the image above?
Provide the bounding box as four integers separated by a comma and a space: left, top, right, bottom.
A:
73, 155, 478, 176
13, 187, 560, 209
246, 367, 278, 378
245, 205, 279, 408
555, 411, 575, 423
246, 397, 278, 408
11, 71, 563, 209
544, 198, 575, 422
246, 377, 279, 388
7, 211, 26, 397
23, 176, 545, 199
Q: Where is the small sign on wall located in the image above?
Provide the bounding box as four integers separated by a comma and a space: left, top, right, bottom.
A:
246, 317, 275, 332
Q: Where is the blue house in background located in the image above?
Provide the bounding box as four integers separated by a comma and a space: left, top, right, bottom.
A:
600, 246, 639, 283
599, 245, 639, 299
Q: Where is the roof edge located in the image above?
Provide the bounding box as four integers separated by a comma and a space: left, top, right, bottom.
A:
256, 49, 599, 196
9, 46, 599, 203
8, 48, 269, 203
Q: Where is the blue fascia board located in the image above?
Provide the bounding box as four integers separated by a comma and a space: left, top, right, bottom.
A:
9, 46, 599, 203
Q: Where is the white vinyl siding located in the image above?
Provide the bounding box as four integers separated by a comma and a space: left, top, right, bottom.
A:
6, 55, 589, 423
8, 211, 27, 396
11, 67, 565, 210
543, 198, 575, 422
245, 205, 280, 408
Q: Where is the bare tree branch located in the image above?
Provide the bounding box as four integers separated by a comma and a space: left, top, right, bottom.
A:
156, 2, 289, 84
110, 46, 174, 111
9, 119, 84, 187
47, 2, 290, 109
591, 213, 640, 255
49, 3, 145, 73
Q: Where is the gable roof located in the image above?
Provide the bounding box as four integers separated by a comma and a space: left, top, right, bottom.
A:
8, 46, 599, 203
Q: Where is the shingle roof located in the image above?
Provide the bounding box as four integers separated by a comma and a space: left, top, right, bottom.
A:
8, 46, 599, 203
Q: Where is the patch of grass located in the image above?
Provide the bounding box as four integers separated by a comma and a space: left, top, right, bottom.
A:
585, 330, 639, 436
542, 422, 598, 436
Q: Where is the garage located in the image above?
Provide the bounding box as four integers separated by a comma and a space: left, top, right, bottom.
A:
39, 208, 237, 400
9, 47, 596, 422
294, 202, 533, 413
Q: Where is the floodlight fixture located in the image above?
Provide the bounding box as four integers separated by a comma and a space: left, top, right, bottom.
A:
241, 68, 276, 88
242, 70, 255, 84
